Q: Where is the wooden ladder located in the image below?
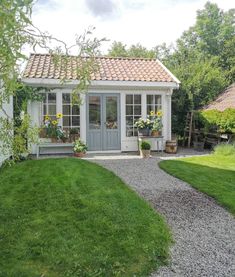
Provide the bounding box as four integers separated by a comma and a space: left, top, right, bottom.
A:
183, 111, 194, 147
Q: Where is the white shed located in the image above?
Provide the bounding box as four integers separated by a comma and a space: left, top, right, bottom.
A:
22, 54, 180, 154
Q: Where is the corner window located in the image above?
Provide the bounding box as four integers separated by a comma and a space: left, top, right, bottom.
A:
126, 94, 141, 137
42, 93, 57, 121
62, 93, 80, 131
146, 95, 162, 115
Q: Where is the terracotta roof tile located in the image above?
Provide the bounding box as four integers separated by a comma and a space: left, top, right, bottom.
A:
23, 54, 179, 83
204, 84, 235, 111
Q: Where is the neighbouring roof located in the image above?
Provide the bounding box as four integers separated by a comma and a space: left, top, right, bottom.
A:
23, 54, 180, 84
204, 83, 235, 111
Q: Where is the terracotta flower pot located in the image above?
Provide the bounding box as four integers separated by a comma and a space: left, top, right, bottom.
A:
51, 137, 58, 143
74, 152, 86, 158
151, 130, 160, 137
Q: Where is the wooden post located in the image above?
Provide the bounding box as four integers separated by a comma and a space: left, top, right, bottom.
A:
188, 111, 193, 148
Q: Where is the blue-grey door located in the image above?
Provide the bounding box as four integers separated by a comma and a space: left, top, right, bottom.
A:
87, 94, 120, 151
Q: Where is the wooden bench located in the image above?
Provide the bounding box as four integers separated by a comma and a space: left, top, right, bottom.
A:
36, 143, 73, 158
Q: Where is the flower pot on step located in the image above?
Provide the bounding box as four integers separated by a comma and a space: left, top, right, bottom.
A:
140, 149, 151, 158
74, 152, 86, 158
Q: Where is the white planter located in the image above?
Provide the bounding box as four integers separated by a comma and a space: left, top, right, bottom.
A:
140, 149, 151, 158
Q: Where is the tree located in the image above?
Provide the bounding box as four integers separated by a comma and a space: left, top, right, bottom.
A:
108, 41, 156, 58
107, 41, 128, 57
0, 0, 104, 162
165, 1, 234, 135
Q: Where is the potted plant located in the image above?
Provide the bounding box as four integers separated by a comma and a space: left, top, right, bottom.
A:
73, 139, 88, 157
140, 140, 151, 158
69, 128, 80, 142
149, 110, 163, 137
42, 113, 65, 143
135, 118, 152, 136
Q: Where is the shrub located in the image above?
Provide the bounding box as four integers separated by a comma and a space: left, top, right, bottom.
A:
200, 108, 235, 133
140, 141, 151, 150
214, 143, 235, 156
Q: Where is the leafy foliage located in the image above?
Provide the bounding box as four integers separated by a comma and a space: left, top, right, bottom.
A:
0, 1, 104, 162
108, 41, 156, 58
140, 141, 151, 150
73, 139, 88, 153
109, 2, 235, 136
214, 143, 235, 156
0, 0, 34, 104
0, 113, 38, 163
201, 108, 235, 133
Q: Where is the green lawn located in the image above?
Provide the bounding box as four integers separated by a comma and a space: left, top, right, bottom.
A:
159, 154, 235, 215
0, 158, 171, 276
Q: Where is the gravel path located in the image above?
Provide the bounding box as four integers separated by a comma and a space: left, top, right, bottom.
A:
90, 156, 235, 277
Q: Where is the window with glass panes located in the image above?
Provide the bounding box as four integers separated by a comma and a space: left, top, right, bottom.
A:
126, 94, 141, 137
62, 93, 80, 131
146, 95, 162, 115
42, 93, 57, 122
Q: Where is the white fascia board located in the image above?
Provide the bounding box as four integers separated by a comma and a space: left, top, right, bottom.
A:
22, 78, 180, 90
156, 59, 181, 85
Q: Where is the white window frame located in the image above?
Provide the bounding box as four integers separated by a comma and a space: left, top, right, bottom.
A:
125, 93, 142, 137
146, 94, 162, 116
62, 93, 80, 131
41, 92, 57, 125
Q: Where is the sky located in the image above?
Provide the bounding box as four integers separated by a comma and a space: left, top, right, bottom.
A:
31, 0, 234, 54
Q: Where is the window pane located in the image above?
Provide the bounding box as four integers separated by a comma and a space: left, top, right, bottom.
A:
48, 93, 56, 104
72, 116, 80, 126
106, 96, 118, 129
41, 94, 46, 103
43, 104, 47, 115
134, 105, 141, 115
147, 105, 154, 115
126, 95, 133, 105
48, 105, 56, 115
63, 116, 70, 127
134, 95, 141, 104
134, 116, 141, 125
63, 105, 70, 115
155, 95, 161, 105
72, 105, 80, 115
126, 116, 133, 126
89, 96, 101, 129
133, 128, 138, 136
126, 129, 133, 137
126, 105, 133, 115
62, 94, 70, 104
126, 94, 142, 137
155, 106, 161, 112
147, 95, 154, 105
